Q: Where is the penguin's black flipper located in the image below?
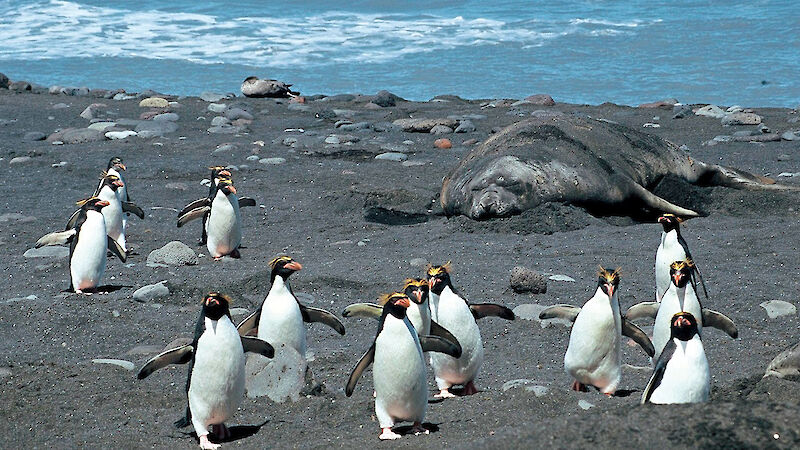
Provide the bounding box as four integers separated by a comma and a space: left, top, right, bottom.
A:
622, 318, 655, 357
106, 237, 127, 262
538, 304, 581, 322
641, 339, 676, 404
122, 201, 145, 219
469, 303, 515, 320
299, 304, 346, 335
341, 303, 383, 319
429, 320, 462, 355
702, 309, 738, 339
345, 344, 375, 397
65, 208, 81, 230
240, 336, 275, 358
177, 206, 210, 227
625, 302, 660, 321
420, 335, 462, 358
236, 309, 261, 336
35, 229, 76, 248
136, 345, 194, 379
178, 198, 209, 217
238, 197, 257, 208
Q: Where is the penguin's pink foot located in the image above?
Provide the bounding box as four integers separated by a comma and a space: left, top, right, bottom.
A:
411, 422, 429, 436
463, 381, 479, 395
434, 389, 456, 399
379, 427, 402, 440
571, 380, 588, 392
199, 434, 220, 449
213, 256, 223, 261
212, 423, 230, 439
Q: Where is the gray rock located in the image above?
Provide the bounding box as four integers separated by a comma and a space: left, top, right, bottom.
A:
375, 152, 408, 162
9, 81, 31, 91
409, 257, 428, 267
225, 108, 253, 121
0, 213, 35, 222
722, 112, 762, 126
0, 72, 8, 89
402, 160, 427, 167
509, 266, 548, 294
213, 143, 237, 154
764, 341, 800, 378
578, 400, 595, 410
24, 246, 69, 258
211, 116, 231, 126
200, 92, 229, 102
338, 122, 372, 132
113, 92, 137, 101
207, 125, 242, 134
245, 343, 307, 402
61, 128, 106, 144
372, 90, 404, 107
324, 135, 340, 145
134, 121, 178, 136
760, 300, 797, 319
672, 104, 693, 119
695, 105, 726, 118
326, 94, 356, 102
392, 118, 458, 133
9, 156, 31, 165
87, 122, 116, 131
782, 131, 799, 141
455, 120, 476, 133
146, 241, 197, 267
152, 112, 179, 122
246, 155, 260, 161
513, 303, 572, 328
501, 379, 549, 396
3, 294, 37, 304
430, 124, 454, 135
287, 103, 310, 112
133, 281, 170, 302
549, 274, 576, 282
259, 157, 286, 165
165, 182, 188, 190
524, 94, 556, 106
207, 103, 228, 113
106, 130, 138, 140
91, 359, 135, 371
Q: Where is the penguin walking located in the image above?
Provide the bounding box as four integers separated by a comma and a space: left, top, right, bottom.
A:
237, 256, 345, 362
426, 263, 514, 398
105, 157, 129, 205
641, 311, 710, 404
654, 214, 706, 302
138, 292, 274, 450
36, 197, 126, 294
345, 292, 460, 440
539, 267, 654, 395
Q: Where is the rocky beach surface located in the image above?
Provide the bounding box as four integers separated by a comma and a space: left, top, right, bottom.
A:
1, 74, 799, 448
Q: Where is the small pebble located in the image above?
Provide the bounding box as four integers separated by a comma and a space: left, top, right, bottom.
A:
434, 138, 452, 149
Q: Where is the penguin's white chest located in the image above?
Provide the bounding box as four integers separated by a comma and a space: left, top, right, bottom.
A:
98, 185, 125, 250
655, 231, 686, 301
653, 285, 703, 359
257, 279, 306, 357
407, 301, 431, 336
70, 211, 108, 291
429, 288, 483, 386
205, 191, 241, 257
189, 316, 246, 426
564, 288, 622, 392
649, 337, 710, 404
373, 316, 427, 427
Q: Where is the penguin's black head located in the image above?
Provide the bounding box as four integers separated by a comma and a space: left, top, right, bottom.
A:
670, 311, 699, 341
101, 173, 124, 191
379, 292, 411, 319
209, 165, 232, 180
403, 278, 429, 305
669, 260, 694, 289
108, 157, 126, 172
597, 266, 621, 298
658, 214, 682, 232
427, 263, 452, 295
202, 292, 232, 321
217, 177, 237, 195
269, 255, 302, 282
77, 197, 109, 212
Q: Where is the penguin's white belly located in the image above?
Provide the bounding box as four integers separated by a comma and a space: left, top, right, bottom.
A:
99, 190, 125, 249
70, 214, 107, 291
205, 193, 241, 257
653, 287, 702, 360
655, 232, 686, 301
189, 318, 246, 428
407, 302, 430, 336
564, 299, 621, 391
257, 293, 306, 357
373, 318, 427, 427
430, 293, 483, 386
649, 338, 710, 404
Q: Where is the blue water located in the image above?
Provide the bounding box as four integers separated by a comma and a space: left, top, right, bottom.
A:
1, 0, 797, 106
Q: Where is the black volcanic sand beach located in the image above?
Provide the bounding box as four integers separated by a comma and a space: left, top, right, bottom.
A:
1, 84, 800, 449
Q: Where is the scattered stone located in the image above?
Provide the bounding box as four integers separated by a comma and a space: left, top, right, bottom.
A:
246, 155, 260, 162
375, 152, 408, 162
371, 90, 404, 107
578, 400, 595, 410
147, 241, 198, 267
455, 120, 476, 133
208, 103, 228, 114
463, 138, 479, 146
722, 112, 762, 126
79, 103, 106, 120
401, 160, 426, 167
326, 94, 356, 102
393, 118, 458, 133
61, 128, 106, 144
782, 131, 799, 141
643, 123, 661, 128
211, 116, 231, 127
213, 143, 237, 154
513, 304, 572, 328
52, 103, 70, 110
259, 157, 286, 165
324, 135, 340, 145
638, 99, 677, 108
509, 266, 548, 294
733, 133, 780, 142
9, 81, 32, 91
338, 122, 372, 132
501, 379, 549, 396
246, 343, 307, 402
87, 122, 116, 131
760, 300, 796, 319
764, 342, 800, 378
106, 130, 138, 140
225, 108, 253, 121
113, 92, 137, 101
135, 121, 178, 137
672, 104, 693, 119
165, 182, 188, 191
200, 92, 229, 102
9, 156, 31, 165
91, 359, 135, 371
695, 105, 726, 118
138, 97, 169, 108
0, 72, 8, 89
287, 103, 310, 112
409, 257, 428, 267
434, 138, 452, 149
153, 112, 179, 122
4, 294, 37, 304
523, 94, 556, 106
133, 281, 170, 302
727, 105, 744, 113
430, 124, 453, 135
549, 274, 576, 282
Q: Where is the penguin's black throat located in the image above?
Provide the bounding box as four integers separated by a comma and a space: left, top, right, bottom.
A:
670, 313, 699, 341
203, 294, 230, 321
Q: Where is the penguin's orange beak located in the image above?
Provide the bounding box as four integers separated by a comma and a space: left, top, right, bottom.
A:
412, 289, 423, 303
672, 272, 683, 285
285, 261, 303, 271
206, 297, 219, 306
97, 200, 110, 207
113, 180, 124, 188
428, 278, 438, 289
219, 170, 231, 177
605, 283, 614, 298
396, 297, 411, 308
658, 216, 668, 224
118, 164, 126, 171
673, 315, 691, 328
227, 185, 237, 194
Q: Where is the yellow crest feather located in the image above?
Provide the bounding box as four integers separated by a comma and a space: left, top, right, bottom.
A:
269, 255, 292, 269
378, 292, 407, 306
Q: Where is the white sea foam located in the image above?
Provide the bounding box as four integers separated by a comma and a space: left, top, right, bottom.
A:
0, 0, 657, 68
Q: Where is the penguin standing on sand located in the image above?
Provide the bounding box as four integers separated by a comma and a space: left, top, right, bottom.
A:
36, 197, 126, 294
426, 263, 514, 398
345, 292, 461, 440
137, 292, 274, 450
237, 256, 345, 361
178, 178, 242, 259
539, 267, 654, 395
641, 311, 710, 404
655, 214, 706, 302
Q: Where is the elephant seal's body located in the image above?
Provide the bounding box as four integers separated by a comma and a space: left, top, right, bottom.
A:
441, 114, 787, 219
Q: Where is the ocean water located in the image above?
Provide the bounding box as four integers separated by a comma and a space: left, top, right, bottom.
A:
1, 0, 797, 106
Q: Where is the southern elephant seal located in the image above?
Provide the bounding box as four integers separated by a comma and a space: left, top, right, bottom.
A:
441, 114, 791, 220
